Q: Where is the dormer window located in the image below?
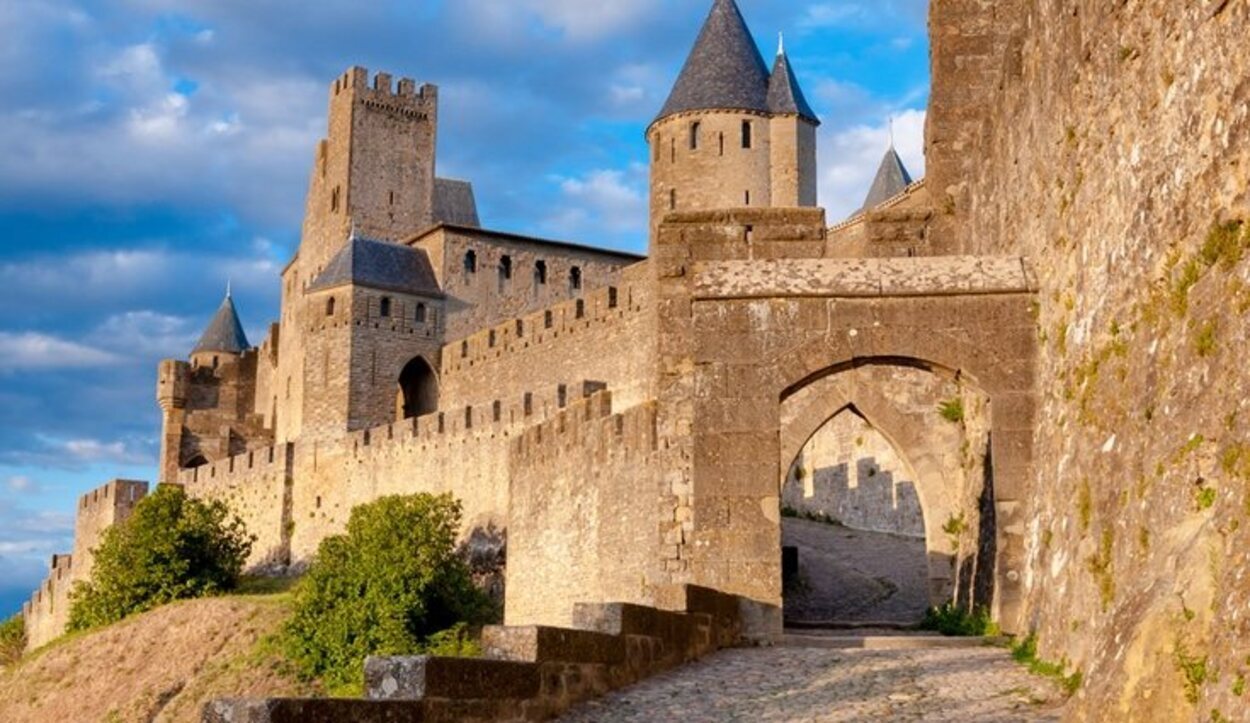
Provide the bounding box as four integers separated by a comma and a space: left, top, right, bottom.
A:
380, 297, 391, 317
464, 250, 477, 274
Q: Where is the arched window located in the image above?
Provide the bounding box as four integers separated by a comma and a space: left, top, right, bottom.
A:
535, 260, 548, 286
689, 121, 701, 150
326, 297, 336, 316
397, 356, 439, 420
570, 266, 582, 291
464, 250, 477, 274
741, 120, 753, 149
415, 303, 427, 324
380, 297, 391, 317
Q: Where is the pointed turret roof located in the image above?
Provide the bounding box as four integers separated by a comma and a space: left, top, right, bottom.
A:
767, 47, 819, 124
654, 0, 771, 126
862, 146, 915, 210
193, 292, 250, 355
308, 235, 441, 297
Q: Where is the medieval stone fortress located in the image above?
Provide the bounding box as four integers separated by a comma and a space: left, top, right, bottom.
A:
14, 0, 1250, 721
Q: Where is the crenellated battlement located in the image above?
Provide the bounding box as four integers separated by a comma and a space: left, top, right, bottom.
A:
441, 282, 645, 377
332, 66, 436, 112
512, 392, 657, 465
178, 443, 295, 487
342, 381, 609, 461
77, 479, 148, 516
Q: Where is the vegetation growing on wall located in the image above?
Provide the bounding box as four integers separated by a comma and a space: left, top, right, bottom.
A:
0, 614, 25, 667
280, 493, 496, 695
68, 485, 254, 632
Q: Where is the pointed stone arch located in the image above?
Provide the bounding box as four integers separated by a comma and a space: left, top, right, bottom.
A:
396, 355, 439, 420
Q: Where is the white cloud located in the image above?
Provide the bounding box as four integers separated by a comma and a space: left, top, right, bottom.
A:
818, 108, 926, 223
4, 476, 36, 493
544, 164, 648, 241
88, 310, 200, 360
799, 1, 928, 31
0, 332, 120, 370
37, 436, 152, 466
458, 0, 662, 42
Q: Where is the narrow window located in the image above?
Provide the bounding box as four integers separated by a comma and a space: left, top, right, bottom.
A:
535, 260, 548, 285
415, 303, 427, 324
669, 189, 677, 211
570, 266, 582, 291
719, 132, 725, 156
465, 406, 473, 429
744, 190, 751, 206
608, 287, 618, 309
516, 319, 524, 337
380, 297, 391, 317
464, 250, 477, 274
689, 121, 700, 150
461, 340, 468, 358
670, 138, 676, 163
558, 384, 568, 408
212, 356, 219, 369
489, 330, 496, 348
741, 120, 752, 149
326, 297, 336, 316
524, 392, 533, 416
330, 186, 341, 213
492, 400, 502, 422
544, 310, 553, 329
653, 137, 660, 162
499, 255, 512, 281
575, 299, 585, 319
388, 190, 395, 206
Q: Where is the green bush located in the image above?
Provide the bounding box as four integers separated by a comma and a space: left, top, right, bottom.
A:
921, 603, 999, 637
68, 485, 253, 632
280, 494, 496, 695
0, 613, 25, 665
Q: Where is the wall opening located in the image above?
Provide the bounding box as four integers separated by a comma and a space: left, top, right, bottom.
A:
741, 120, 753, 149
397, 356, 439, 420
380, 296, 391, 318
781, 406, 930, 626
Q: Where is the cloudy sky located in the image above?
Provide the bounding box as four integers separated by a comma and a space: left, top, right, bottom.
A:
0, 0, 929, 617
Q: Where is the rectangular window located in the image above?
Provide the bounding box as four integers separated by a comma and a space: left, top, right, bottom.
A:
741, 120, 752, 149
669, 189, 677, 211
689, 121, 700, 150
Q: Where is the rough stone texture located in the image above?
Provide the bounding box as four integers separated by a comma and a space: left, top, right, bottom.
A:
930, 1, 1250, 720
557, 644, 1066, 722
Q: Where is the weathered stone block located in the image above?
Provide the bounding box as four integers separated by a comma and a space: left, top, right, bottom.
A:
364, 656, 540, 702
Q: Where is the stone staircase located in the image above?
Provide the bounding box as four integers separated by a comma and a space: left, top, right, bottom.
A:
203, 586, 754, 722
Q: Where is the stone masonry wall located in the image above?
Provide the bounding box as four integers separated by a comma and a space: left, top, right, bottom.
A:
23, 480, 149, 650
933, 2, 1250, 720
505, 394, 664, 628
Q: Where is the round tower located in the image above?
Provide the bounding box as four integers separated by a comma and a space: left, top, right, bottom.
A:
647, 0, 819, 239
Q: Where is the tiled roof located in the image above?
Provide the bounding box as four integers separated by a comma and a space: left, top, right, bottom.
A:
308, 236, 441, 297
862, 147, 915, 210
654, 0, 771, 125
192, 294, 250, 355
433, 178, 481, 228
767, 50, 819, 124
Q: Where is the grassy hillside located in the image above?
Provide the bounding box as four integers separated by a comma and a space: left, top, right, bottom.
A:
0, 589, 318, 722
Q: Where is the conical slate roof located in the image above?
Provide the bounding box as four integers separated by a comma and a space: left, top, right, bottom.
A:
193, 293, 250, 355
308, 236, 441, 297
654, 0, 771, 126
767, 50, 819, 124
862, 146, 915, 210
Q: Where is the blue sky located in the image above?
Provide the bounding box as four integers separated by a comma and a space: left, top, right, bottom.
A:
0, 0, 930, 618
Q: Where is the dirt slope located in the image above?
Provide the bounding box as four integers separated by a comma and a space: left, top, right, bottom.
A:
0, 596, 317, 722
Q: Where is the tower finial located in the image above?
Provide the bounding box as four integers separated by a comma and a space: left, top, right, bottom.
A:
888, 116, 895, 149
778, 31, 785, 56
226, 278, 232, 298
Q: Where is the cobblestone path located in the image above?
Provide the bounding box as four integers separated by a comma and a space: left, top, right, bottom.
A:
559, 639, 1066, 722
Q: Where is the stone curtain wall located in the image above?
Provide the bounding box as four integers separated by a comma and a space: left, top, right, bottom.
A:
23, 480, 149, 650
932, 1, 1250, 719
505, 394, 664, 628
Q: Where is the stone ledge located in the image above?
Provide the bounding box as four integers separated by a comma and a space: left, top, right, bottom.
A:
692, 256, 1037, 300
482, 625, 626, 664
364, 656, 540, 701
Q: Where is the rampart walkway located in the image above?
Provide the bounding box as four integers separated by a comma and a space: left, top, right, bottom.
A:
559, 634, 1066, 722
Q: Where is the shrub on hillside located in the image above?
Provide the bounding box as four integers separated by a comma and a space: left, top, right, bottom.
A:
0, 614, 25, 665
68, 485, 253, 632
281, 493, 497, 695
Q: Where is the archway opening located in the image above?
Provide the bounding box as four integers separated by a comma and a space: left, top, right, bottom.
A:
397, 356, 439, 420
781, 406, 930, 626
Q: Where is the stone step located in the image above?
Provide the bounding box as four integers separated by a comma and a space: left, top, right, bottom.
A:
365, 655, 540, 701
481, 625, 626, 664
782, 634, 1009, 650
